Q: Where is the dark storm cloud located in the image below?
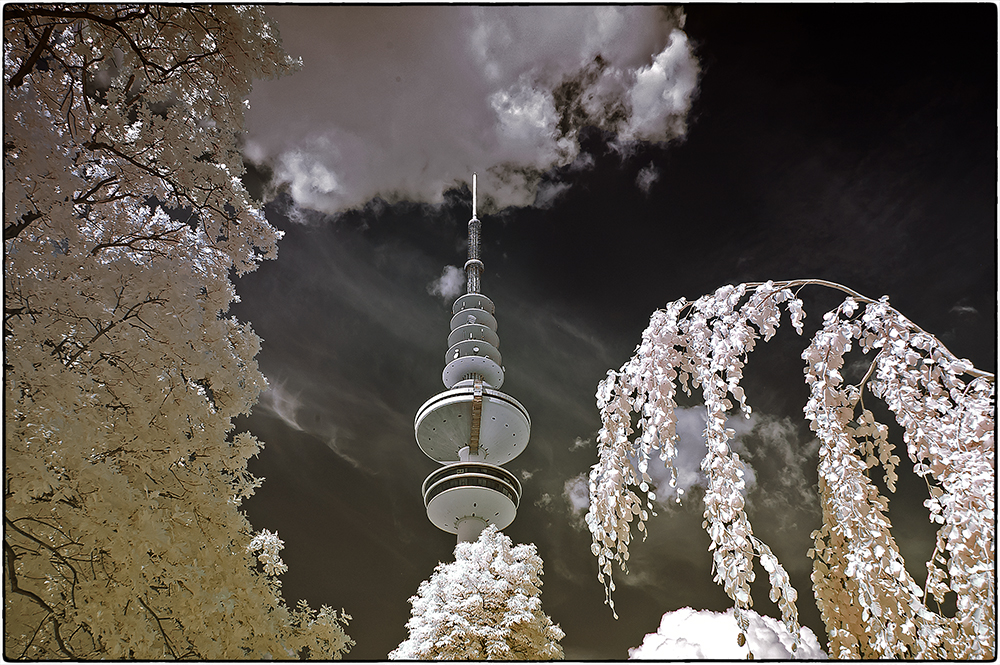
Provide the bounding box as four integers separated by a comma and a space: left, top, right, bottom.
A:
246, 6, 697, 213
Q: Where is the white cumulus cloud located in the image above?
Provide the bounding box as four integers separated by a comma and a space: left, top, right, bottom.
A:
427, 265, 465, 302
629, 607, 827, 660
563, 473, 589, 516
621, 30, 700, 143
247, 6, 699, 214
636, 163, 660, 194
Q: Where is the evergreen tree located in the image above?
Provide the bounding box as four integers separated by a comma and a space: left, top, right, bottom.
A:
390, 526, 564, 660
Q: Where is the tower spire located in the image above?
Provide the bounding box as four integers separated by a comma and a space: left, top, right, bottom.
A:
465, 173, 482, 294
414, 174, 531, 544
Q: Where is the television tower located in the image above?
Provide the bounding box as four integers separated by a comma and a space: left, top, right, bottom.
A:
415, 174, 531, 543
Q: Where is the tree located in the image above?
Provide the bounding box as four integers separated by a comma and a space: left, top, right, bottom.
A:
586, 279, 994, 659
389, 526, 565, 660
4, 5, 352, 658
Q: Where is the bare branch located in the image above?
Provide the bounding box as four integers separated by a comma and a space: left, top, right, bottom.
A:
74, 176, 118, 204
4, 540, 77, 658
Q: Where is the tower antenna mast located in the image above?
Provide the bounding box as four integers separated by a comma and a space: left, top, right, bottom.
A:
465, 173, 483, 295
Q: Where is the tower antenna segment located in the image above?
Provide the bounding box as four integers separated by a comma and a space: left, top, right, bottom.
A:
465, 173, 483, 294
414, 174, 531, 544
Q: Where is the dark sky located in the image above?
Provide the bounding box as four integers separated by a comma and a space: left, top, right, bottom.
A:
230, 5, 996, 659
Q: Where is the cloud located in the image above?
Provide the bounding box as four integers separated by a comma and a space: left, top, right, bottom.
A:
619, 30, 700, 143
257, 381, 304, 431
569, 436, 592, 452
563, 472, 589, 517
629, 607, 827, 660
246, 6, 699, 214
427, 265, 465, 301
949, 299, 979, 317
737, 414, 821, 523
637, 408, 820, 529
635, 163, 660, 194
640, 407, 756, 504
533, 181, 572, 209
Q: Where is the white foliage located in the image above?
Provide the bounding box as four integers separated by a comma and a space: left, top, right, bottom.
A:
389, 526, 564, 660
587, 279, 995, 658
629, 606, 826, 660
4, 6, 351, 659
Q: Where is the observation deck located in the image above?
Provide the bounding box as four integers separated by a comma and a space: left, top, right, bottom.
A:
422, 462, 521, 540
414, 380, 530, 465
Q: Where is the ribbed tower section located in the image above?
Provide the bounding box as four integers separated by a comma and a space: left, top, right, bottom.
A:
415, 174, 531, 543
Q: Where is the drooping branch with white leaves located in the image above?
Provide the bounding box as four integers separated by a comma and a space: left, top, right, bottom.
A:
4, 5, 352, 659
586, 279, 994, 658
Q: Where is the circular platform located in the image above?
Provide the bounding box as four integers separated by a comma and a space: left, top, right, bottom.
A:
444, 339, 502, 367
453, 293, 495, 316
423, 463, 520, 535
447, 323, 500, 349
442, 355, 504, 389
450, 307, 497, 333
414, 385, 530, 464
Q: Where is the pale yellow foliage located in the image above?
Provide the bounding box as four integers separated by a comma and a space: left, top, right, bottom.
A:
4, 6, 351, 658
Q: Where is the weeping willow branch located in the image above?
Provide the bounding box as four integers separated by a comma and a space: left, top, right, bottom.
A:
587, 279, 994, 659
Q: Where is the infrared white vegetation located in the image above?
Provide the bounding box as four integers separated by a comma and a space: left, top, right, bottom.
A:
4, 6, 351, 658
390, 526, 564, 660
586, 279, 995, 659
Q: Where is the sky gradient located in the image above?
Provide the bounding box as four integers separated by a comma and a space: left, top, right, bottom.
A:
231, 5, 996, 659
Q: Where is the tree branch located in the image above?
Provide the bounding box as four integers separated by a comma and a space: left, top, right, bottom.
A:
7, 23, 53, 89
19, 612, 49, 659
743, 279, 995, 380
4, 539, 77, 659
6, 6, 220, 83
74, 175, 118, 204
4, 210, 42, 242
90, 224, 187, 256
136, 596, 180, 659
5, 517, 81, 592
64, 293, 166, 365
